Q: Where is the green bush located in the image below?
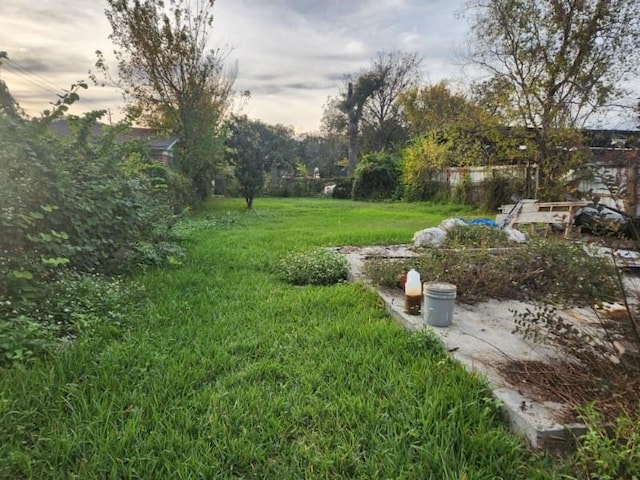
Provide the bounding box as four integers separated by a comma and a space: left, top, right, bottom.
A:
275, 248, 348, 285
0, 102, 180, 364
442, 225, 511, 249
480, 176, 524, 212
331, 177, 354, 199
452, 174, 476, 206
351, 152, 402, 201
404, 179, 450, 202
0, 272, 136, 366
0, 315, 55, 364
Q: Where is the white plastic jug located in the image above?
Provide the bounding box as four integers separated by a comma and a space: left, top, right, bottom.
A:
404, 269, 422, 315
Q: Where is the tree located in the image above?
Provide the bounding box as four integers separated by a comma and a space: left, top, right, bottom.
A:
103, 0, 235, 203
359, 51, 422, 153
399, 81, 527, 167
226, 116, 297, 208
297, 133, 348, 179
466, 0, 640, 196
340, 73, 383, 173
351, 151, 402, 201
323, 51, 421, 173
399, 81, 472, 137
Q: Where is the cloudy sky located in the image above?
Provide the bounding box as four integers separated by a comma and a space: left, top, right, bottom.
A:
0, 0, 478, 132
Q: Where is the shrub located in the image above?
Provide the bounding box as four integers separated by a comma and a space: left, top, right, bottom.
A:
452, 173, 476, 206
404, 179, 450, 202
0, 100, 180, 365
442, 225, 511, 249
480, 175, 521, 212
275, 249, 348, 285
331, 177, 354, 199
351, 152, 402, 201
0, 272, 136, 366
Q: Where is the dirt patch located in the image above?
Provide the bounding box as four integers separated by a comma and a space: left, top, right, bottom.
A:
499, 359, 640, 423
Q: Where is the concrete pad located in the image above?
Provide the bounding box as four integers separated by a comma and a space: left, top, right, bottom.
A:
340, 245, 591, 450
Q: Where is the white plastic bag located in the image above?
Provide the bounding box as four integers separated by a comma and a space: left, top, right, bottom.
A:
439, 218, 467, 231
413, 227, 447, 248
504, 227, 526, 243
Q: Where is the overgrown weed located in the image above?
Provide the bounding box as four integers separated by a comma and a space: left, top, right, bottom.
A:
365, 236, 618, 305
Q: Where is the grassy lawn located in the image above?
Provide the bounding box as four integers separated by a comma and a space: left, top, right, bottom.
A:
0, 198, 561, 479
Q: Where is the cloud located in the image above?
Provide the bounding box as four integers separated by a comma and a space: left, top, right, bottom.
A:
1, 0, 474, 132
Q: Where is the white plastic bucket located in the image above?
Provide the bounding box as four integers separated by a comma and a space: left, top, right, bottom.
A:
424, 282, 456, 327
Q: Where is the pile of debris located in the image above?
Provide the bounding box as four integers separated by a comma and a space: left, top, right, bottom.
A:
413, 217, 526, 248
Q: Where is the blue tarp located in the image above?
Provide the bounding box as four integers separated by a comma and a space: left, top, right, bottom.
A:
468, 218, 499, 228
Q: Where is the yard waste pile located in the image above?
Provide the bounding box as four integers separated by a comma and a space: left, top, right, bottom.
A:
412, 218, 526, 248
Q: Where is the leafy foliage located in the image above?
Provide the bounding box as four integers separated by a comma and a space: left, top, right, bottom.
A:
297, 132, 348, 179
441, 225, 510, 249
331, 177, 355, 199
401, 132, 451, 201
572, 404, 640, 480
102, 0, 235, 202
275, 249, 348, 286
399, 81, 472, 137
351, 151, 402, 201
265, 177, 324, 198
466, 0, 640, 197
0, 88, 181, 364
0, 272, 136, 366
226, 115, 302, 206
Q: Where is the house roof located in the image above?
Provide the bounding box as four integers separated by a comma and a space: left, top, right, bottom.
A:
48, 118, 105, 138
49, 118, 179, 154
125, 127, 180, 153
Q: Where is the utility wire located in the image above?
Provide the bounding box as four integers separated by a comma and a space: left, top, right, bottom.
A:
2, 57, 64, 95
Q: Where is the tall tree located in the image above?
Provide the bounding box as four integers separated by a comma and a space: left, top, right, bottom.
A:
400, 81, 475, 137
466, 0, 640, 196
340, 74, 382, 173
324, 51, 421, 173
103, 0, 235, 202
360, 51, 422, 152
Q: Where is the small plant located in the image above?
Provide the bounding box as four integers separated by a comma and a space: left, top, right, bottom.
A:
442, 224, 511, 249
0, 272, 137, 366
275, 248, 348, 285
0, 315, 54, 364
572, 403, 640, 480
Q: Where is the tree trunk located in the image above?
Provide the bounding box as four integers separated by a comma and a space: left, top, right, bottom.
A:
246, 196, 253, 209
346, 82, 359, 175
347, 117, 359, 174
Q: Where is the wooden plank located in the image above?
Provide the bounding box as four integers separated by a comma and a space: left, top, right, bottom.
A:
496, 212, 572, 224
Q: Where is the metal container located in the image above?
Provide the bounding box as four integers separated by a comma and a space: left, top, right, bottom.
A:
424, 282, 456, 327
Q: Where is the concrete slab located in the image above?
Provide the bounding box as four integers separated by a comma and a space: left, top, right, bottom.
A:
339, 245, 592, 450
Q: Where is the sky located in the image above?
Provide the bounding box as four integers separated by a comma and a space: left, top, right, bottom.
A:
0, 0, 637, 133
0, 0, 475, 133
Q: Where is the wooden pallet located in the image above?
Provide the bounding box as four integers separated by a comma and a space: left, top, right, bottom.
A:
496, 199, 590, 237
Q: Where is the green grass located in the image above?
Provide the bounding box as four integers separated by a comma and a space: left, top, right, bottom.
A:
0, 198, 561, 478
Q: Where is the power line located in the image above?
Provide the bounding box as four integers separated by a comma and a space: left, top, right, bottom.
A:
1, 63, 61, 96
2, 57, 64, 95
